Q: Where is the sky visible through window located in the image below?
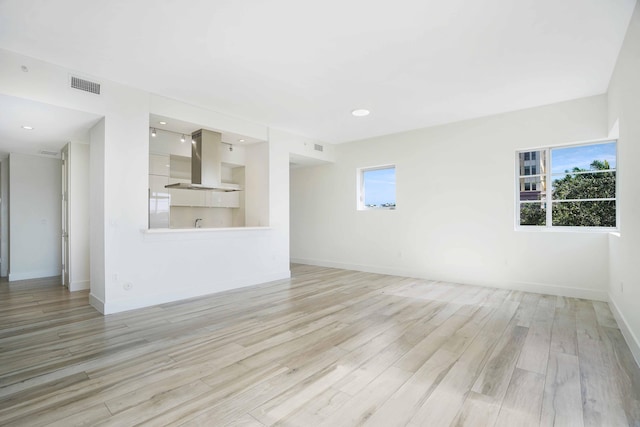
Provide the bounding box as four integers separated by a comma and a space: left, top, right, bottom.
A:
551, 141, 616, 174
363, 167, 396, 206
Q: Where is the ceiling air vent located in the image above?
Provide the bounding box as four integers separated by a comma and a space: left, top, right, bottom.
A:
70, 75, 101, 95
314, 143, 324, 152
39, 150, 59, 156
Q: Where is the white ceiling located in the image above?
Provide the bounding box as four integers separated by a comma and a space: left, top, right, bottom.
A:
0, 94, 102, 158
0, 0, 636, 144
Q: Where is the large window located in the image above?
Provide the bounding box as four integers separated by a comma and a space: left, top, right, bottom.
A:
517, 140, 617, 229
357, 165, 396, 210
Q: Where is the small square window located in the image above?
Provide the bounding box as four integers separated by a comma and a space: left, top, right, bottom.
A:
358, 165, 396, 210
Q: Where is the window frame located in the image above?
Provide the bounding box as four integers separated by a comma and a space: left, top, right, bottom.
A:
357, 164, 397, 211
515, 138, 618, 232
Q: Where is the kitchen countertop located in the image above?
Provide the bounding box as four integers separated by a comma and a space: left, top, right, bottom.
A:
142, 226, 271, 234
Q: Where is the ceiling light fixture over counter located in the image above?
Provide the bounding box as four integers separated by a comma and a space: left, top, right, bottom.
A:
21, 125, 34, 130
351, 109, 370, 117
149, 127, 252, 147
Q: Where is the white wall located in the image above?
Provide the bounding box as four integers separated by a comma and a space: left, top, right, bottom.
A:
291, 95, 610, 301
244, 142, 270, 227
67, 142, 90, 291
269, 128, 336, 165
89, 119, 106, 304
269, 132, 294, 274
8, 153, 61, 281
607, 3, 640, 364
0, 159, 8, 277
0, 48, 298, 314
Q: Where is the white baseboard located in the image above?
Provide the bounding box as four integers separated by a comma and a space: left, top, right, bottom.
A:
101, 270, 291, 315
506, 281, 608, 302
609, 296, 640, 368
69, 280, 90, 292
291, 257, 419, 277
89, 293, 105, 314
290, 258, 608, 301
8, 269, 60, 282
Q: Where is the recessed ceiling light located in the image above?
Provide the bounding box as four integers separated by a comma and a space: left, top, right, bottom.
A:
21, 125, 34, 130
159, 121, 167, 125
351, 109, 370, 117
238, 139, 245, 142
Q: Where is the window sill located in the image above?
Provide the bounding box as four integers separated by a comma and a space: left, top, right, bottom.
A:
515, 226, 618, 234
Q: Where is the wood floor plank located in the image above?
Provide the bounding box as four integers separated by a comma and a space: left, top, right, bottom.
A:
140, 363, 289, 427
0, 266, 639, 426
592, 301, 619, 329
407, 325, 502, 426
600, 326, 640, 425
494, 368, 545, 427
363, 348, 459, 427
273, 387, 351, 426
46, 403, 113, 427
319, 366, 412, 427
540, 352, 583, 427
250, 364, 353, 425
516, 295, 555, 374
96, 380, 213, 426
0, 356, 175, 423
453, 391, 501, 427
393, 308, 475, 372
515, 293, 541, 328
549, 301, 578, 356
471, 321, 528, 398
576, 300, 629, 427
226, 414, 265, 427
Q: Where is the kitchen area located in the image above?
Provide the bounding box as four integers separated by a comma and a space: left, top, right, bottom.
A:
148, 115, 267, 230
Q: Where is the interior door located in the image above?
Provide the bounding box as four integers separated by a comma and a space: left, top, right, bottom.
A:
61, 147, 69, 287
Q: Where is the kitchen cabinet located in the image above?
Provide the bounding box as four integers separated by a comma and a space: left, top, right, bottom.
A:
168, 178, 206, 207
206, 191, 240, 208
149, 154, 170, 176
152, 153, 240, 209
149, 175, 170, 228
169, 155, 190, 180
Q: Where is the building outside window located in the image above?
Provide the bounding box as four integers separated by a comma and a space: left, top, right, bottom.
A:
517, 140, 617, 228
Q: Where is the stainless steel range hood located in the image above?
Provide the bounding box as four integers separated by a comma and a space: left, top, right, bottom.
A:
165, 129, 240, 192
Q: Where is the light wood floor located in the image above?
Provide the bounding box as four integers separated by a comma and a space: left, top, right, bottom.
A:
1, 265, 639, 426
